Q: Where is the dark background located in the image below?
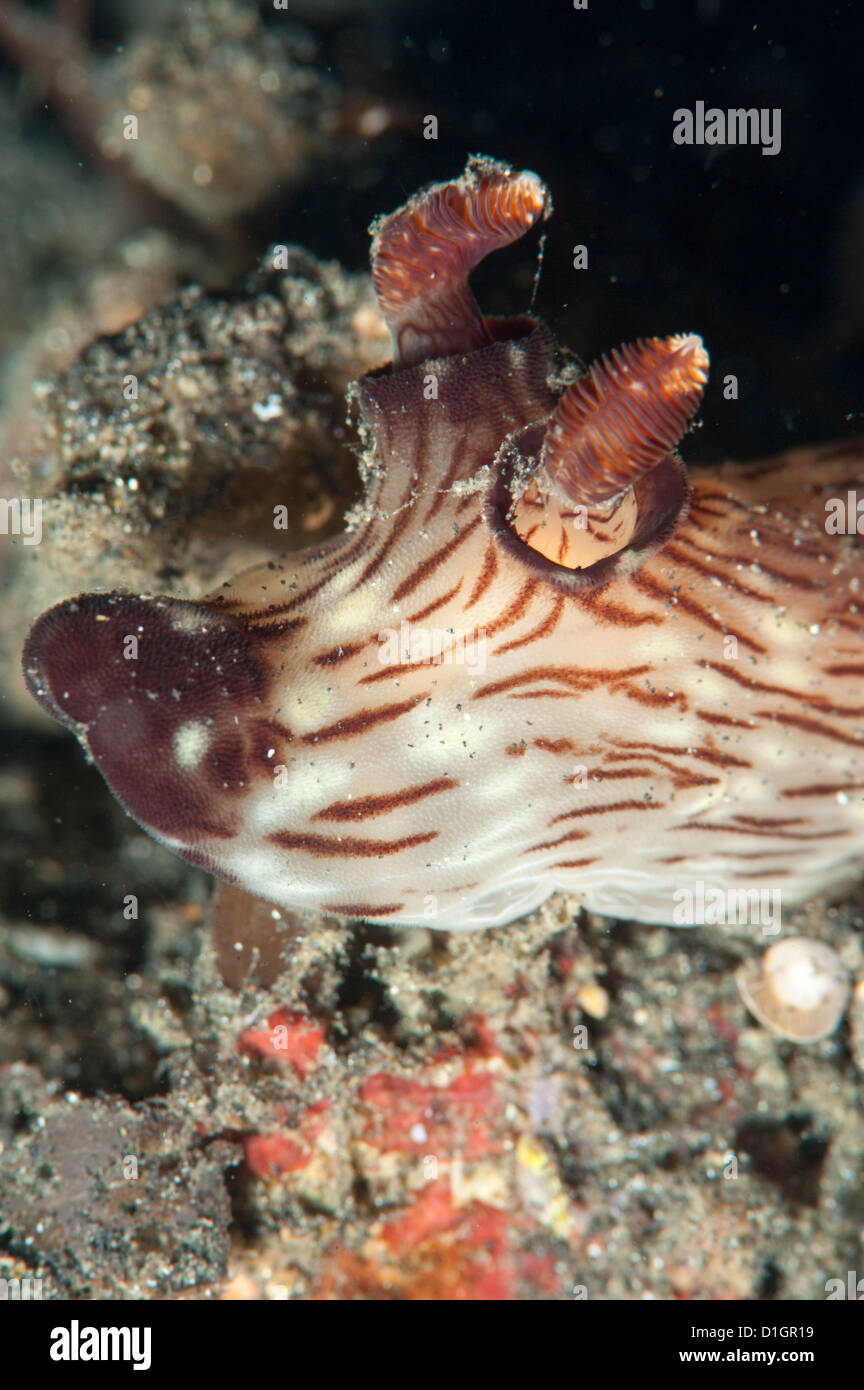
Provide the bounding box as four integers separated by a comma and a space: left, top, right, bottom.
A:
2, 0, 862, 465
263, 0, 864, 463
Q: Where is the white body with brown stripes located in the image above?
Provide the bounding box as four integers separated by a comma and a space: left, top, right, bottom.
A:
191, 360, 864, 928
22, 161, 864, 929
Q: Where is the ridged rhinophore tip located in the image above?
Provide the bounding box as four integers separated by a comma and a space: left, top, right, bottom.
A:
541, 332, 710, 506
370, 158, 551, 369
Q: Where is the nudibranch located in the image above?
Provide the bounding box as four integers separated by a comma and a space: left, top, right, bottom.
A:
23, 157, 864, 929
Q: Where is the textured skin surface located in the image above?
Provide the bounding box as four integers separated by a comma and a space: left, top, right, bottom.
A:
22, 164, 864, 930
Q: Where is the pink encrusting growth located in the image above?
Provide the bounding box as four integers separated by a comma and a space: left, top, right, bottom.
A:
23, 157, 864, 930
237, 1007, 326, 1078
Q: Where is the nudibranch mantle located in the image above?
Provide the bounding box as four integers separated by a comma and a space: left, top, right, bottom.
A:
24, 158, 864, 930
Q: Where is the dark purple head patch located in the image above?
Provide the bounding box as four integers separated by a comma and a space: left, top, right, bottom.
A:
23, 592, 269, 843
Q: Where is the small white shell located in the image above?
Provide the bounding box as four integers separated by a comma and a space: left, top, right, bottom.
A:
735, 938, 850, 1043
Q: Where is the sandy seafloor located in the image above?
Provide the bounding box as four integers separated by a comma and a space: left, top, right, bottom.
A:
1, 0, 863, 1300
